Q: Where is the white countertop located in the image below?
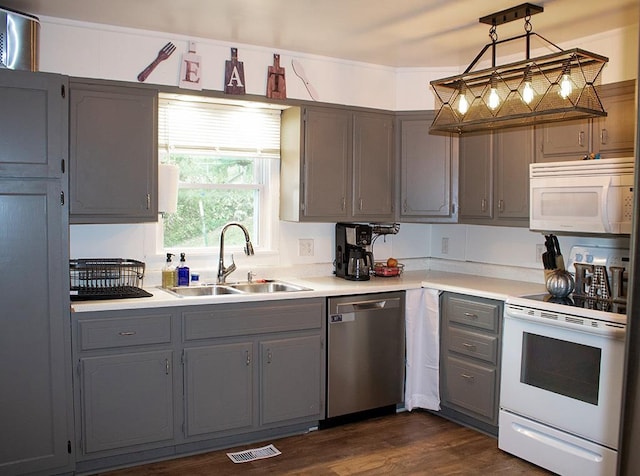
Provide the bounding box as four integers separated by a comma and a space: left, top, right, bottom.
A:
71, 270, 546, 313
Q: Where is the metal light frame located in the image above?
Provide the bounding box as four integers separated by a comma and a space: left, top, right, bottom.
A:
430, 3, 609, 134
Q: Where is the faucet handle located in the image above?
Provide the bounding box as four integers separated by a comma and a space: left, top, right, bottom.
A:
227, 254, 237, 275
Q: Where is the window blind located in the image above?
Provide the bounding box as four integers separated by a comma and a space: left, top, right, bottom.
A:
158, 94, 281, 159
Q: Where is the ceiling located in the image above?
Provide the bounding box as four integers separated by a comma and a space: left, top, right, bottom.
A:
2, 0, 638, 67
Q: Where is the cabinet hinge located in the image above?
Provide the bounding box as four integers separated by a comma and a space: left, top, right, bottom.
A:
60, 191, 65, 206
61, 158, 65, 174
61, 84, 66, 98
67, 440, 72, 454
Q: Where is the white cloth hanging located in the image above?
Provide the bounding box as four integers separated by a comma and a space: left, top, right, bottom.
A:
404, 287, 440, 411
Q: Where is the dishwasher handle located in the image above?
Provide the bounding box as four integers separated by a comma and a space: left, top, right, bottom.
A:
335, 297, 401, 314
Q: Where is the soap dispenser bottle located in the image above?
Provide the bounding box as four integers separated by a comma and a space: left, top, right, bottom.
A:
177, 252, 190, 286
162, 253, 176, 288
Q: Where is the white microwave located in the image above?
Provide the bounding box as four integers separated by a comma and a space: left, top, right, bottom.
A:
530, 157, 635, 235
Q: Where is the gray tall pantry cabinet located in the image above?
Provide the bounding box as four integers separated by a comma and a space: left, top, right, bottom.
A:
0, 70, 74, 475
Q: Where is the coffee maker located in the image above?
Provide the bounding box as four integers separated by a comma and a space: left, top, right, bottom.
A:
335, 223, 374, 281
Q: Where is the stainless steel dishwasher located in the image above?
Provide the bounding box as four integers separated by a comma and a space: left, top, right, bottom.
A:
326, 291, 405, 418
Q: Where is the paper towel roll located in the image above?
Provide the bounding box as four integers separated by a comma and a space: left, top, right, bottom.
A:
158, 164, 179, 213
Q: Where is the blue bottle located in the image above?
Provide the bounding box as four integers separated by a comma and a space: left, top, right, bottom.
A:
177, 252, 190, 286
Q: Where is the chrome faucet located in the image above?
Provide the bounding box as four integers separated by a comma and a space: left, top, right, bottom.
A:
217, 222, 255, 283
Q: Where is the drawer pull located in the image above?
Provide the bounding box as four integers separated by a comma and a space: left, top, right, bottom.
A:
165, 358, 170, 375
461, 373, 475, 381
462, 342, 477, 351
245, 350, 251, 366
118, 331, 137, 336
463, 312, 478, 320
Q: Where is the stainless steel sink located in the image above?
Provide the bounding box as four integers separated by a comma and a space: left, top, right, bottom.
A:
164, 285, 243, 297
229, 281, 311, 293
161, 280, 310, 297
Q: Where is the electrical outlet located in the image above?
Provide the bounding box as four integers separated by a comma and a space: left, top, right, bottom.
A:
536, 244, 544, 263
441, 237, 449, 254
299, 238, 314, 257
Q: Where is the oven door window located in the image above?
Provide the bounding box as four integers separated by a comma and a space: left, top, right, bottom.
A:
521, 332, 601, 405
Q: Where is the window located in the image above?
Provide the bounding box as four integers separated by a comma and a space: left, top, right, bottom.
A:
158, 93, 281, 252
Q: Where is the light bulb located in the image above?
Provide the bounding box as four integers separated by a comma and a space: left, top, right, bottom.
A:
560, 73, 573, 99
523, 81, 535, 104
458, 93, 469, 114
488, 87, 500, 110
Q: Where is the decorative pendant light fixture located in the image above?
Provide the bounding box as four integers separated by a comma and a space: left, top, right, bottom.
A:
429, 3, 608, 134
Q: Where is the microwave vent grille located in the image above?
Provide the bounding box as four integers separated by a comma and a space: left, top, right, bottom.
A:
530, 157, 634, 178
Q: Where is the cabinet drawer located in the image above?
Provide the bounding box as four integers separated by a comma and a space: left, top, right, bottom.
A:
447, 327, 498, 364
184, 298, 323, 341
445, 294, 501, 333
79, 314, 172, 350
443, 356, 496, 422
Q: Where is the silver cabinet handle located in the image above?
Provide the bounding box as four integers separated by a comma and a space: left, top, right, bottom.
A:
497, 199, 504, 212
341, 197, 346, 211
146, 193, 151, 210
463, 312, 478, 320
359, 198, 363, 211
481, 198, 487, 212
165, 358, 170, 375
245, 350, 251, 366
118, 331, 136, 336
461, 373, 475, 381
462, 342, 477, 351
267, 350, 273, 364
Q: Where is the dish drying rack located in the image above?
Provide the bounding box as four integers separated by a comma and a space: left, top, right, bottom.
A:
70, 259, 152, 301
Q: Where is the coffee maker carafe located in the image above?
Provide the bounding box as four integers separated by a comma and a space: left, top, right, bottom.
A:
335, 223, 374, 281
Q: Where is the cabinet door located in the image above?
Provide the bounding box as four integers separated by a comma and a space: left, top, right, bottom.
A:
302, 107, 351, 219
399, 114, 455, 220
459, 132, 492, 219
442, 356, 497, 423
494, 126, 533, 220
595, 82, 636, 156
353, 112, 394, 220
0, 69, 67, 179
80, 350, 174, 454
70, 81, 158, 223
184, 343, 253, 437
261, 336, 322, 425
535, 118, 589, 162
0, 180, 72, 475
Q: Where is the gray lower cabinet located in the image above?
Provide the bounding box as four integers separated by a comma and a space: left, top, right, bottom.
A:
0, 69, 73, 476
73, 309, 176, 466
69, 79, 158, 224
397, 112, 458, 222
80, 351, 174, 453
438, 292, 503, 436
182, 298, 326, 442
184, 342, 253, 437
280, 105, 394, 222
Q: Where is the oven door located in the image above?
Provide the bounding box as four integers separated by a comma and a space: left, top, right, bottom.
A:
500, 311, 625, 449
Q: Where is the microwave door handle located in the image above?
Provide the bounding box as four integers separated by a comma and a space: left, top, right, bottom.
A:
601, 177, 612, 233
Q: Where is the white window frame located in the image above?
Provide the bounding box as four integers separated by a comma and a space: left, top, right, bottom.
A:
153, 93, 282, 261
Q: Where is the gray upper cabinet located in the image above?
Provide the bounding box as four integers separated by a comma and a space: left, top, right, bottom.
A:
535, 80, 636, 162
69, 80, 158, 223
459, 126, 532, 226
397, 112, 458, 223
0, 69, 67, 179
458, 132, 493, 220
0, 70, 73, 476
353, 112, 394, 219
280, 105, 394, 222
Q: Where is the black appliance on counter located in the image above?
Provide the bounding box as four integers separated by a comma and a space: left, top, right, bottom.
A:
335, 223, 373, 281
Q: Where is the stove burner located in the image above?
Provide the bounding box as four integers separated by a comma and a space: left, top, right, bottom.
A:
522, 293, 627, 315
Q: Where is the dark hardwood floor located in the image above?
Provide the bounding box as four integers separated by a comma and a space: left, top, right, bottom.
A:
99, 411, 551, 475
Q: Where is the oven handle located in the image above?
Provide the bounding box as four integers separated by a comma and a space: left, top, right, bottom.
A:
505, 305, 626, 340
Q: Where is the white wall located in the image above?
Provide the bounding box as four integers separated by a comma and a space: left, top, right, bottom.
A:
50, 15, 637, 283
